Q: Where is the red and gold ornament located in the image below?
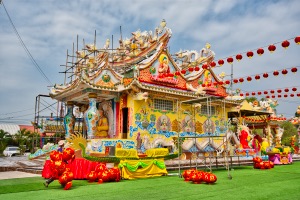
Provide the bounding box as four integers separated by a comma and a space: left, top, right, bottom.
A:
257, 48, 264, 56
247, 51, 254, 58
281, 40, 290, 49
268, 44, 276, 53
236, 54, 242, 61
218, 59, 224, 66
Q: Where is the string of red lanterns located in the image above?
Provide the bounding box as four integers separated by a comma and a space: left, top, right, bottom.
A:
239, 86, 299, 98
168, 37, 299, 78
215, 36, 300, 67
229, 66, 299, 85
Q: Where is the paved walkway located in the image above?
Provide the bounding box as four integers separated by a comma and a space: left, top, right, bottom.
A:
0, 171, 40, 180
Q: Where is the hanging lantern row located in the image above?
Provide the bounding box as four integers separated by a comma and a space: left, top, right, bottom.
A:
178, 62, 298, 78
239, 92, 300, 98
215, 36, 300, 66
240, 86, 298, 96
231, 67, 298, 84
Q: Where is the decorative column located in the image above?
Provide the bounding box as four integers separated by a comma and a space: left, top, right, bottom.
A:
84, 93, 100, 139
64, 101, 75, 139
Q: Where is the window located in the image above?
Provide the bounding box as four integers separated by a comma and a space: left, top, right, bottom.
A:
154, 99, 174, 111
200, 105, 216, 115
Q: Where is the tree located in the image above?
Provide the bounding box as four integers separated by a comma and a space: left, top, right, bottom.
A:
281, 121, 297, 146
0, 129, 12, 155
13, 128, 31, 155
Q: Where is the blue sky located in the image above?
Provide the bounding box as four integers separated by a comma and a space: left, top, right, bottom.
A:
0, 0, 299, 125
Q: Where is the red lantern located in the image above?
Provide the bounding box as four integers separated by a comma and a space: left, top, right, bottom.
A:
272, 95, 275, 98
202, 64, 208, 69
247, 51, 254, 58
282, 69, 288, 75
181, 70, 186, 74
284, 94, 288, 98
194, 66, 200, 71
225, 80, 230, 85
291, 67, 297, 73
255, 75, 260, 80
266, 95, 270, 98
239, 78, 244, 83
202, 83, 206, 87
263, 73, 269, 78
246, 92, 249, 96
257, 48, 264, 56
218, 59, 224, 66
278, 95, 282, 98
227, 57, 234, 64
210, 61, 216, 68
273, 70, 279, 76
252, 92, 256, 96
277, 89, 282, 93
295, 36, 300, 45
233, 79, 239, 84
240, 93, 244, 97
292, 87, 297, 92
284, 88, 289, 93
236, 54, 243, 61
290, 94, 295, 97
189, 67, 194, 72
281, 40, 290, 49
219, 81, 223, 85
268, 44, 276, 53
175, 71, 180, 75
264, 91, 268, 94
257, 91, 262, 95
247, 76, 252, 82
270, 90, 275, 94
297, 93, 300, 97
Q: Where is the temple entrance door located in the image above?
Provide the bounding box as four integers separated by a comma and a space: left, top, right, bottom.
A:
122, 107, 128, 139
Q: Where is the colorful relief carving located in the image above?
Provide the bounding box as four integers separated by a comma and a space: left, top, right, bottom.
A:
84, 93, 100, 139
63, 102, 75, 138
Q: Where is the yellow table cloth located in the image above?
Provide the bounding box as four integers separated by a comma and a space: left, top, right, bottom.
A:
115, 148, 139, 159
145, 148, 169, 157
118, 159, 167, 179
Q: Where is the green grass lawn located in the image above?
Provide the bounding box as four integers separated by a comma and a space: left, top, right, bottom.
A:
0, 162, 300, 200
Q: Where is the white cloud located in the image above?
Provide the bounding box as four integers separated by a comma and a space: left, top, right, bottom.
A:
0, 0, 299, 124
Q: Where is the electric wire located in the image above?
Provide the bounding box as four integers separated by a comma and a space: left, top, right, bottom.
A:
1, 1, 53, 86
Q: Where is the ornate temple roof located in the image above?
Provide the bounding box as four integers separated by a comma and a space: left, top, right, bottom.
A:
50, 20, 229, 104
